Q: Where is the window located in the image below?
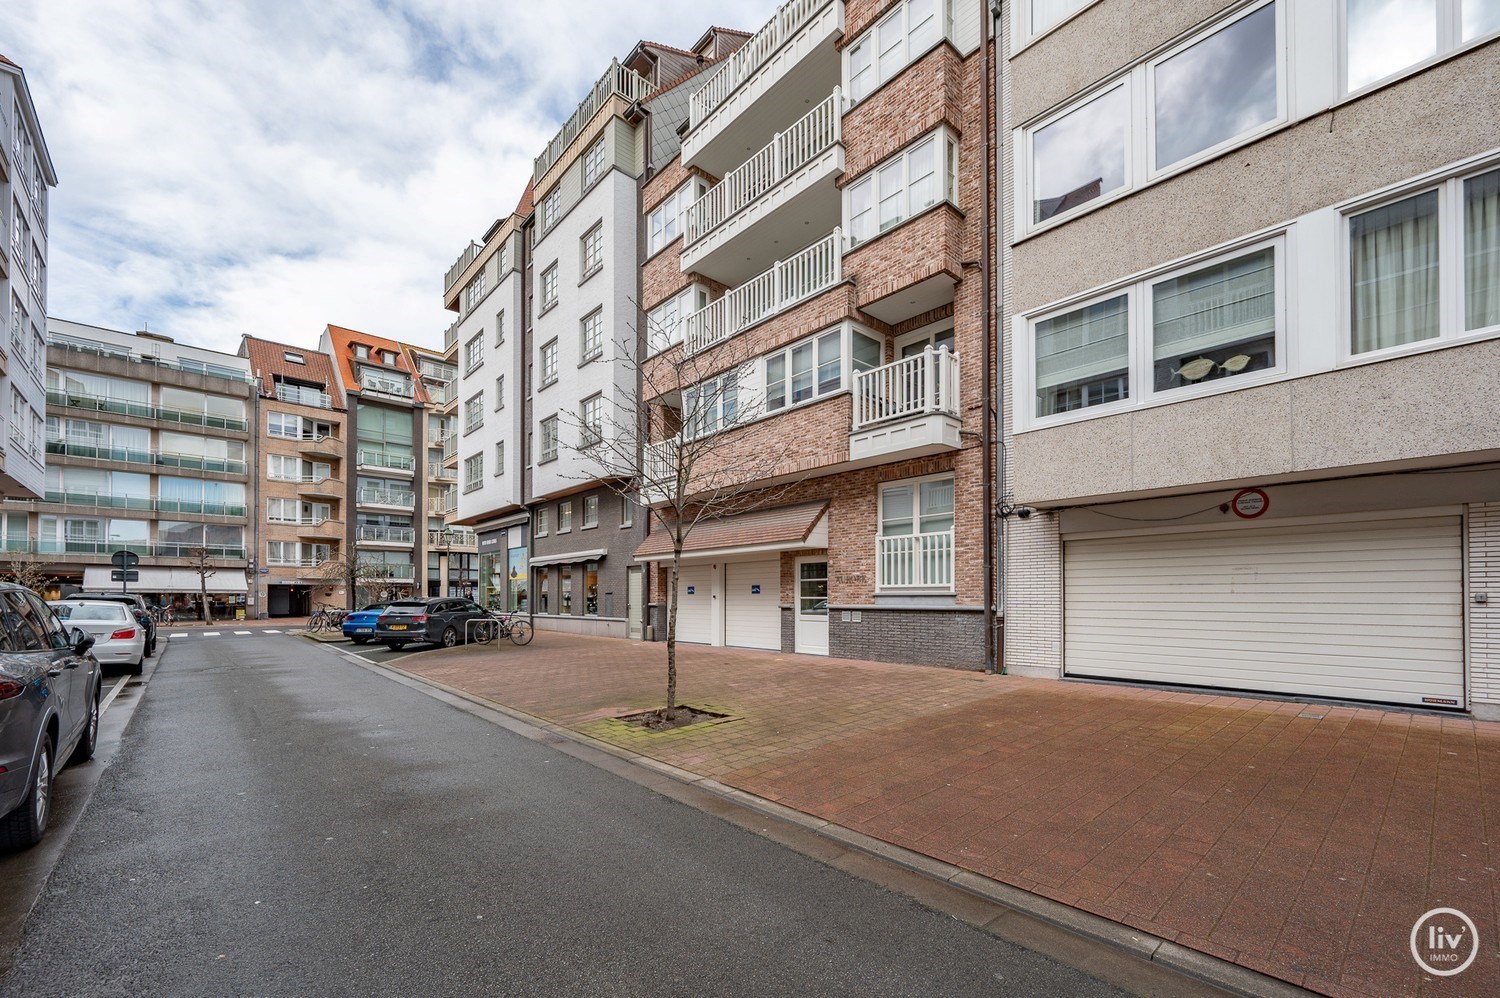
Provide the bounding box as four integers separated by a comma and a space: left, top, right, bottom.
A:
1345, 0, 1498, 93
1152, 248, 1277, 392
880, 477, 955, 537
541, 188, 560, 230
581, 222, 603, 275
583, 495, 599, 528
580, 394, 603, 446
464, 270, 487, 313
540, 415, 559, 462
540, 339, 558, 387
1017, 0, 1090, 41
845, 0, 950, 103
584, 562, 599, 615
268, 412, 302, 438
846, 132, 958, 247
1025, 1, 1284, 228
580, 308, 604, 361
1350, 166, 1499, 354
766, 329, 844, 412
494, 374, 505, 410
464, 333, 484, 374
495, 309, 506, 346
284, 351, 305, 365
536, 506, 550, 536
558, 501, 573, 532
582, 136, 607, 186
648, 180, 705, 255
464, 393, 484, 433
464, 453, 483, 492
877, 476, 956, 591
683, 367, 743, 439
540, 263, 558, 311
647, 285, 707, 353
494, 440, 505, 475
620, 496, 634, 528
1035, 295, 1130, 416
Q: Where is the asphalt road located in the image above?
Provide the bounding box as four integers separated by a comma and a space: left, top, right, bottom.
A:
0, 634, 1127, 997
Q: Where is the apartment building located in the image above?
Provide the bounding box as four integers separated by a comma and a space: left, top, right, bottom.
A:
0, 55, 57, 501
446, 186, 532, 614
998, 0, 1500, 716
407, 340, 478, 596
6, 320, 256, 615
319, 324, 427, 602
635, 0, 997, 667
239, 335, 347, 617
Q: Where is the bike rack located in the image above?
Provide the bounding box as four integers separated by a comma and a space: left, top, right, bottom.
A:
465, 617, 498, 644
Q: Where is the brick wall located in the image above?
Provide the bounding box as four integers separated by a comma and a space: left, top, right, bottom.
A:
830, 606, 987, 670
1471, 502, 1500, 718
840, 43, 967, 181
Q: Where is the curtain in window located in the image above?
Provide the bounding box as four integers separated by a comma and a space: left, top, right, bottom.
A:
1465, 169, 1500, 331
1350, 190, 1440, 354
1035, 294, 1129, 415
918, 480, 954, 534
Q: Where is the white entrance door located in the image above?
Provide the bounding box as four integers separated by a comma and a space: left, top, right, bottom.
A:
724, 560, 780, 650
1063, 514, 1466, 708
794, 557, 829, 655
627, 567, 643, 640
674, 565, 714, 645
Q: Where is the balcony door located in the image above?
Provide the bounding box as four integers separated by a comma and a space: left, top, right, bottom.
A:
794, 557, 829, 656
896, 324, 954, 358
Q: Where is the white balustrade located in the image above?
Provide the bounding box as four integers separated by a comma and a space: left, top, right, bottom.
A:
853, 348, 961, 429
689, 0, 829, 128
875, 531, 955, 589
683, 229, 841, 355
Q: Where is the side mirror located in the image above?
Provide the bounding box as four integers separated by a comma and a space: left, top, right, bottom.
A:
71, 628, 96, 655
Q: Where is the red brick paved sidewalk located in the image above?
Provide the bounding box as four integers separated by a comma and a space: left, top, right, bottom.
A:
394, 633, 1499, 998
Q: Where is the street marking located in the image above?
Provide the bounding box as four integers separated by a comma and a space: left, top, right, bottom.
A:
264, 629, 282, 634
100, 676, 131, 714
203, 631, 222, 637
170, 633, 188, 638
234, 630, 251, 635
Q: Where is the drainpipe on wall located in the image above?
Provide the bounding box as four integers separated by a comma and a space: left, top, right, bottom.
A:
980, 0, 999, 674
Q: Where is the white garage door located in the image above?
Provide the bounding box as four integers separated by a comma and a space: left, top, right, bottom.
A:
1064, 514, 1465, 709
724, 560, 780, 650
674, 566, 714, 645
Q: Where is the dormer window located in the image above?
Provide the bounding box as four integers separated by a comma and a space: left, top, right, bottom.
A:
354, 344, 370, 359
284, 351, 306, 365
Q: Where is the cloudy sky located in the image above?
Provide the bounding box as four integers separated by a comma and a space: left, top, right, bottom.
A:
0, 0, 769, 355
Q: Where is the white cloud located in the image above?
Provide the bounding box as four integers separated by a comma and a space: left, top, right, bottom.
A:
1, 0, 770, 354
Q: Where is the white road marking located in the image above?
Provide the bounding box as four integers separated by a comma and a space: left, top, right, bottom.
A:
99, 675, 131, 714
170, 633, 188, 638
264, 629, 282, 634
203, 631, 222, 637
234, 630, 251, 635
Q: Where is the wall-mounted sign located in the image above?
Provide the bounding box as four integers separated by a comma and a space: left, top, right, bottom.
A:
751, 584, 761, 594
686, 586, 696, 595
1231, 488, 1270, 519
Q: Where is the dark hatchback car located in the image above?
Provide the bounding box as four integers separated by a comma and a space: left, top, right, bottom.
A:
374, 598, 490, 650
0, 582, 102, 850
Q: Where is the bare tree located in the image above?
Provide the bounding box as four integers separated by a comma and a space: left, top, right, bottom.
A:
185, 547, 217, 624
6, 559, 55, 598
558, 316, 805, 722
315, 553, 416, 611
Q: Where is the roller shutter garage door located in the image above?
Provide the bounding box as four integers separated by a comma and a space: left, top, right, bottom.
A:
724, 560, 780, 650
1063, 514, 1465, 708
674, 566, 714, 645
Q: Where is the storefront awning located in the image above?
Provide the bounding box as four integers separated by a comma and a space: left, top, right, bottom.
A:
82, 567, 249, 594
633, 501, 829, 562
528, 548, 608, 568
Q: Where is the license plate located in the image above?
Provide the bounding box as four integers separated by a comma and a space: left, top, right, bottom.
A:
354, 627, 371, 633
389, 624, 407, 630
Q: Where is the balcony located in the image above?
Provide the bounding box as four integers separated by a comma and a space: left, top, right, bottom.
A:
47, 388, 250, 432
275, 383, 333, 409
356, 449, 416, 476
47, 334, 253, 384
298, 432, 343, 460
359, 373, 414, 399
534, 60, 652, 183
292, 518, 344, 540
875, 531, 955, 591
849, 348, 962, 462
356, 487, 416, 511
682, 89, 844, 286
19, 538, 248, 561
425, 380, 456, 407
296, 474, 345, 501
45, 437, 248, 475
427, 462, 455, 482
429, 528, 477, 550
429, 489, 457, 516
267, 555, 327, 569
441, 434, 458, 467
444, 243, 481, 299
358, 563, 417, 582
684, 229, 841, 355
683, 0, 843, 177
356, 525, 416, 547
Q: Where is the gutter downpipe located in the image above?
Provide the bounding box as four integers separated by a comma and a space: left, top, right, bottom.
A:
981, 0, 998, 674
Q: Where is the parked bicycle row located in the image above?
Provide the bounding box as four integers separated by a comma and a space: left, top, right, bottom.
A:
308, 597, 533, 650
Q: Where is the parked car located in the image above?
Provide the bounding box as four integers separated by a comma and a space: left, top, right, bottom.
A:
71, 592, 157, 655
341, 602, 391, 644
374, 598, 491, 650
0, 582, 102, 850
49, 600, 148, 675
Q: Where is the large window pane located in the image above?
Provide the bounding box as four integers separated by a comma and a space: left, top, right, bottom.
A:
880, 485, 914, 536
1465, 0, 1500, 39
878, 161, 904, 231
907, 138, 937, 213
908, 0, 939, 52
1350, 190, 1441, 353
1154, 4, 1278, 170
816, 331, 841, 394
918, 479, 954, 534
848, 178, 874, 244
1032, 0, 1083, 32
1153, 248, 1276, 391
1032, 85, 1128, 224
1465, 169, 1500, 330
790, 343, 814, 403
1035, 295, 1130, 416
1347, 0, 1437, 91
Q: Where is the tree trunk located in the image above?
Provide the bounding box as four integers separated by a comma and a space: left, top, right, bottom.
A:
665, 554, 680, 720
201, 579, 212, 625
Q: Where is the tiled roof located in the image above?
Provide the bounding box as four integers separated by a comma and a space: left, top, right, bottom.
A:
241, 335, 343, 407
514, 178, 534, 218
323, 323, 420, 401
634, 500, 829, 558
0, 55, 19, 70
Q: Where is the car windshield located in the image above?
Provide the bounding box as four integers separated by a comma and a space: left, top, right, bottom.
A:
383, 603, 429, 615
54, 603, 128, 621
360, 603, 389, 612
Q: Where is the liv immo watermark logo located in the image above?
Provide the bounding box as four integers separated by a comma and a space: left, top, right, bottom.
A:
1411, 908, 1479, 977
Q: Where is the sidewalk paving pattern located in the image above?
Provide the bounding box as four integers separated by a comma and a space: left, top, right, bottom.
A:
395, 634, 1499, 998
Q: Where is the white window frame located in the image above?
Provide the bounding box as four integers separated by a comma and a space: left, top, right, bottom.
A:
647, 179, 707, 256
682, 367, 747, 440
764, 328, 846, 414
541, 188, 560, 230
843, 0, 954, 105
539, 414, 559, 463
620, 497, 634, 528
1338, 160, 1500, 366
1340, 0, 1500, 98
580, 393, 603, 447
646, 284, 707, 355
582, 135, 607, 187
494, 374, 505, 410
581, 221, 604, 276
582, 495, 599, 529
844, 128, 960, 249
495, 308, 506, 346
1012, 0, 1099, 48
875, 471, 957, 593
1017, 0, 1288, 236
464, 392, 484, 433
539, 339, 558, 388
580, 308, 604, 362
536, 506, 550, 536
558, 501, 573, 533
540, 262, 559, 312
464, 333, 484, 374
464, 270, 487, 313
494, 440, 505, 475
463, 453, 484, 492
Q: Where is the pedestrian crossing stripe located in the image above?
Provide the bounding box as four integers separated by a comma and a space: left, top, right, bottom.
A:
202, 632, 221, 636
234, 630, 251, 635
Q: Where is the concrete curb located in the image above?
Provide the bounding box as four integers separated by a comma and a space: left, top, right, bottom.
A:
326, 643, 1308, 998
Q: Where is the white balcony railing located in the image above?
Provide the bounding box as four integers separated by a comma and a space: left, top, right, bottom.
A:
427, 462, 455, 480
267, 555, 327, 569
688, 0, 830, 129
876, 531, 955, 590
441, 434, 457, 462
360, 373, 414, 398
356, 488, 415, 509
644, 437, 679, 488
853, 348, 961, 430
686, 88, 841, 245
429, 528, 477, 549
534, 60, 653, 181
684, 228, 841, 355
275, 383, 333, 409
359, 563, 417, 581
356, 449, 416, 472
356, 525, 416, 545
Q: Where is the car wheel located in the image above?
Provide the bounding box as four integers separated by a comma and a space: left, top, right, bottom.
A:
70, 683, 100, 765
441, 626, 459, 648
0, 739, 52, 850
350, 636, 369, 645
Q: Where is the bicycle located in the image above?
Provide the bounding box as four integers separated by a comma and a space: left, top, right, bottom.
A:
486, 611, 533, 646
151, 605, 175, 625
307, 605, 344, 633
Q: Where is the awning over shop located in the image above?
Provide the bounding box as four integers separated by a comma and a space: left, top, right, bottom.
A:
82, 567, 249, 594
527, 548, 608, 568
633, 501, 829, 562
